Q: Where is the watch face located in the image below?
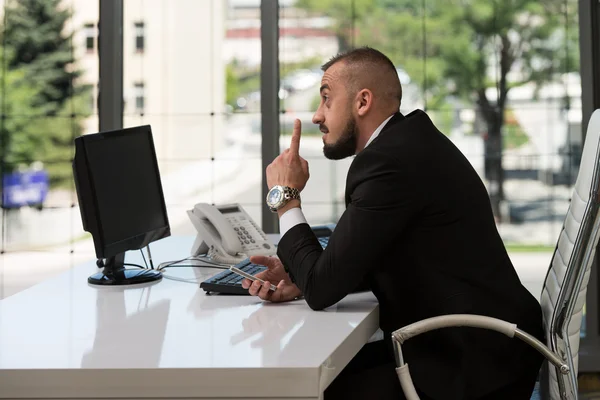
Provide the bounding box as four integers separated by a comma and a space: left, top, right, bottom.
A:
268, 187, 283, 205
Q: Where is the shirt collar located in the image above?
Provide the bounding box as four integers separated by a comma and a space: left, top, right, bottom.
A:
364, 114, 395, 149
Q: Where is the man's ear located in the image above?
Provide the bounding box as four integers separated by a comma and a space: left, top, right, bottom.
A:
356, 89, 373, 117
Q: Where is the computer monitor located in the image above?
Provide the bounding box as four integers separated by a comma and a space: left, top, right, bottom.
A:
73, 125, 171, 285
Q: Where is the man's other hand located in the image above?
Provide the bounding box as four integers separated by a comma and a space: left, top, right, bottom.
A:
241, 255, 302, 302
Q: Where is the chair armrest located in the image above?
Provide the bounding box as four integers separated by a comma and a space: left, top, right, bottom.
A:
391, 314, 568, 374
393, 314, 517, 343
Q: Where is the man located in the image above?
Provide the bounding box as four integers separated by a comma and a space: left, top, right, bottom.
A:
242, 47, 544, 400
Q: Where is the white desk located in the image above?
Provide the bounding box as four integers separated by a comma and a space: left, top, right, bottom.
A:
0, 236, 379, 400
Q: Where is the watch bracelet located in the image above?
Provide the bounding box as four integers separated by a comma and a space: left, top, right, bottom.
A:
284, 186, 300, 200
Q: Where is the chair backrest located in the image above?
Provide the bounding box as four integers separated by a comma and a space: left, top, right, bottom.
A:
540, 109, 600, 400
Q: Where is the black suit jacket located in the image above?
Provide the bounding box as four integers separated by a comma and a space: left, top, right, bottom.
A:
277, 110, 544, 399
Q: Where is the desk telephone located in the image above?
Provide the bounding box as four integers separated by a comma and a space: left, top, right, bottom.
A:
187, 203, 277, 264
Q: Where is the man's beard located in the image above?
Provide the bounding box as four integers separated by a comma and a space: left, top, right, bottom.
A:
322, 116, 358, 160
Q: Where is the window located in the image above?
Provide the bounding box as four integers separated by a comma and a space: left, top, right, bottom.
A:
0, 0, 99, 297
134, 21, 145, 52
90, 82, 99, 114
84, 23, 95, 52
133, 82, 145, 114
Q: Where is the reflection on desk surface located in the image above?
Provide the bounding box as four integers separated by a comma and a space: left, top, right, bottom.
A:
0, 238, 378, 371
227, 300, 379, 366
81, 286, 171, 368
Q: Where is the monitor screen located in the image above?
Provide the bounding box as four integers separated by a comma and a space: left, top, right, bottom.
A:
85, 131, 167, 244
73, 125, 170, 260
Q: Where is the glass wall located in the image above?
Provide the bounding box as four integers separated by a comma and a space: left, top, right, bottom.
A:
0, 0, 98, 298
122, 0, 254, 238
278, 1, 350, 224
122, 0, 265, 235
0, 0, 264, 298
279, 0, 580, 246
277, 0, 588, 344
0, 0, 585, 306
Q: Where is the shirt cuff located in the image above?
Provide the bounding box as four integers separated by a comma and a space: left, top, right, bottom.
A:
279, 207, 307, 238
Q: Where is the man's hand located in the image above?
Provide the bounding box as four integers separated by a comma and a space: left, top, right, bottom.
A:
266, 119, 309, 191
241, 255, 302, 302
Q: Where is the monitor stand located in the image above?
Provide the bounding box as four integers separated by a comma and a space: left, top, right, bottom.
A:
88, 253, 162, 286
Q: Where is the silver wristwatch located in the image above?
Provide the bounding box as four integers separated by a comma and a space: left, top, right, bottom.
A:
266, 185, 301, 212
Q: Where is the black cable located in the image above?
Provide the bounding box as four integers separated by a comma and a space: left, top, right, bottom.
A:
146, 244, 155, 269
157, 256, 195, 271
139, 249, 150, 269
190, 255, 233, 267
160, 264, 228, 271
124, 262, 146, 269
157, 255, 231, 271
96, 260, 146, 270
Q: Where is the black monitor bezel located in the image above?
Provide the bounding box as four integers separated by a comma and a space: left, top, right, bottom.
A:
73, 124, 171, 259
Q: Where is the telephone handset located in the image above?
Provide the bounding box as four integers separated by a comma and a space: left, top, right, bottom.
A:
187, 203, 277, 264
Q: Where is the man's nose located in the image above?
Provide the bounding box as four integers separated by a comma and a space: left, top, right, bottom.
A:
312, 109, 323, 125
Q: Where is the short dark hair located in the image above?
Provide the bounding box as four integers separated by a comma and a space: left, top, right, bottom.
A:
321, 46, 402, 105
322, 46, 396, 74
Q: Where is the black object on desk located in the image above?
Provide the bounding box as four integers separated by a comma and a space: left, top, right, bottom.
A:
73, 125, 170, 286
200, 225, 333, 295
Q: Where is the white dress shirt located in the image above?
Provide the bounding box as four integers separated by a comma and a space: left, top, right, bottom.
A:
279, 114, 395, 237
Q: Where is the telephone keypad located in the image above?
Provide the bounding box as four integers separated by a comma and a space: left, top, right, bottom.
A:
224, 214, 272, 254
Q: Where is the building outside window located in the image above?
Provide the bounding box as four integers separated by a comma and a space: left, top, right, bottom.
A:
134, 21, 145, 52
84, 22, 95, 52
133, 82, 145, 114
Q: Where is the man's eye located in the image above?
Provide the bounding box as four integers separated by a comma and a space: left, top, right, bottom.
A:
322, 95, 329, 102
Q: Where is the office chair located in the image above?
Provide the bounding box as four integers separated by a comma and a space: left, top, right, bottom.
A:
391, 109, 600, 400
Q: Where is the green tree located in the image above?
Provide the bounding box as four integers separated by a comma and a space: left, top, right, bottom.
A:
226, 63, 241, 109
0, 51, 90, 187
297, 0, 579, 220
0, 61, 43, 171
0, 0, 91, 188
296, 0, 377, 51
